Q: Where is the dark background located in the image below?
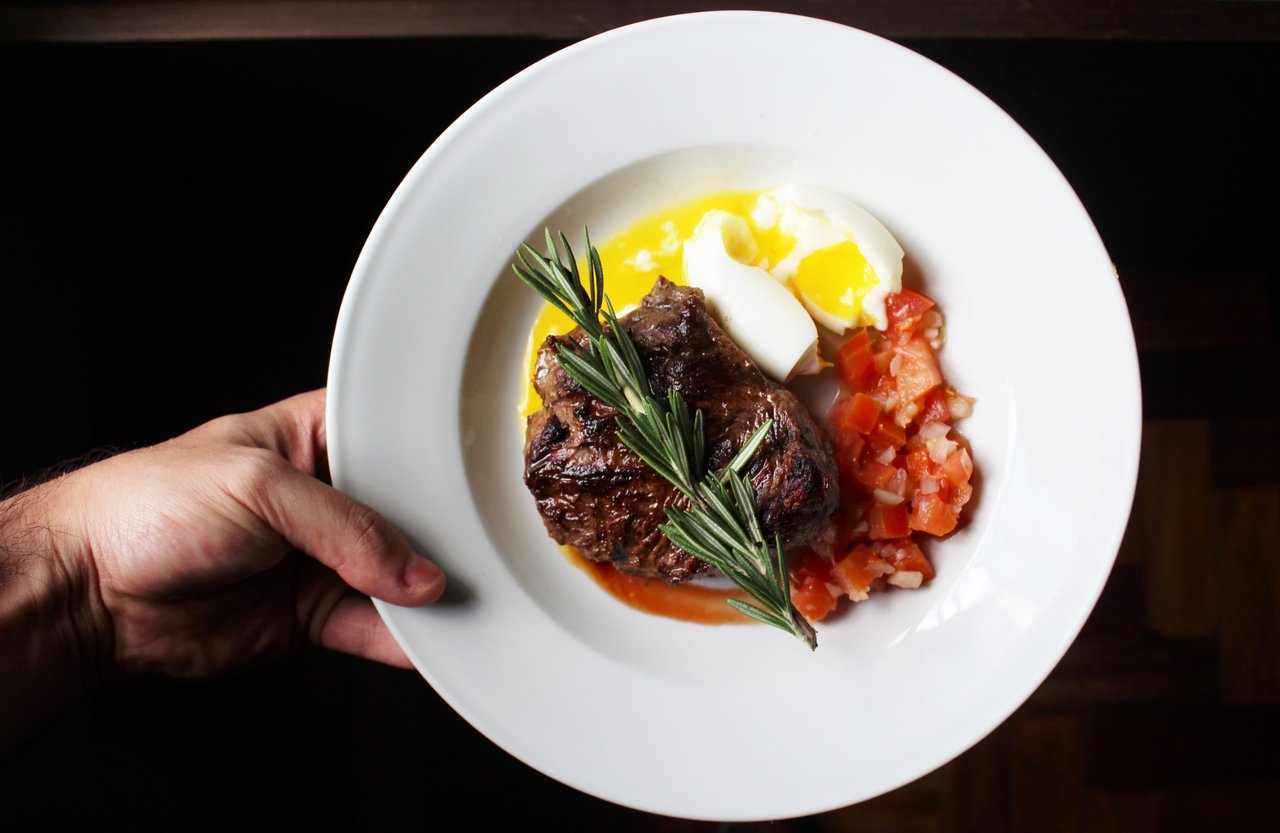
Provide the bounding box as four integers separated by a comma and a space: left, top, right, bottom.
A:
2, 28, 1278, 833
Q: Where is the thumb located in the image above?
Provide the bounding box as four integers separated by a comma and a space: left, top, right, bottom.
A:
244, 461, 445, 605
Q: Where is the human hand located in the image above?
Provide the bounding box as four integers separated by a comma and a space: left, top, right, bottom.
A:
1, 389, 443, 691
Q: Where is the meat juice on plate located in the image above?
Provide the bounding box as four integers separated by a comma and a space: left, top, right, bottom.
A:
519, 185, 974, 625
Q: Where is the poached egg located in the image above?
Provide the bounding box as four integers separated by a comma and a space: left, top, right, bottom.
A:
752, 185, 904, 333
683, 210, 821, 382
520, 185, 905, 413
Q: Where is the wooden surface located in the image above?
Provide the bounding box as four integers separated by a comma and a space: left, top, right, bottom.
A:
2, 0, 1280, 42
0, 21, 1277, 833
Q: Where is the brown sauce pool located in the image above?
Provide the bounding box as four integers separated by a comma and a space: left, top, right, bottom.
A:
563, 547, 755, 625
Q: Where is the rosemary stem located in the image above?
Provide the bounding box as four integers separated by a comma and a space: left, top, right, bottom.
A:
513, 230, 816, 650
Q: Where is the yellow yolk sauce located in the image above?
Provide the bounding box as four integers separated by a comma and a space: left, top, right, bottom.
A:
791, 239, 878, 328
518, 190, 798, 416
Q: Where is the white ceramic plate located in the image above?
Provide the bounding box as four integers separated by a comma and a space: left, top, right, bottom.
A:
327, 12, 1140, 821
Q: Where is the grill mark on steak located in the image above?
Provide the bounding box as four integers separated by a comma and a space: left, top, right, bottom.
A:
523, 278, 839, 583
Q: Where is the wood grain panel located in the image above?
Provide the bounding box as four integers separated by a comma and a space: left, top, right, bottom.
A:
941, 726, 1010, 833
1010, 716, 1083, 833
1212, 421, 1280, 488
1218, 487, 1280, 702
1120, 268, 1272, 350
1081, 791, 1159, 833
1137, 422, 1220, 636
812, 772, 943, 832
2, 0, 1280, 43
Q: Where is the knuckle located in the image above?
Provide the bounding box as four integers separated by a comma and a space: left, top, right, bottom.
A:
345, 501, 387, 557
238, 446, 285, 493
192, 412, 252, 445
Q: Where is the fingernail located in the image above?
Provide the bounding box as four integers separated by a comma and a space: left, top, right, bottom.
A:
403, 556, 445, 597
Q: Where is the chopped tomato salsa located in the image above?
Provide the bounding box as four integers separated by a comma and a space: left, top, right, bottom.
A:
791, 290, 975, 621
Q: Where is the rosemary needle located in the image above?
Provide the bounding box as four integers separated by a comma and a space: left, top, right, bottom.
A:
513, 229, 817, 649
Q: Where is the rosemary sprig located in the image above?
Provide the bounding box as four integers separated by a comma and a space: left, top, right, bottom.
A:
513, 230, 817, 649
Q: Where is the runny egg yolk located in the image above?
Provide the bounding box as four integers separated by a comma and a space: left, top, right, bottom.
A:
518, 186, 900, 415
754, 184, 903, 335
520, 190, 794, 416
790, 240, 878, 332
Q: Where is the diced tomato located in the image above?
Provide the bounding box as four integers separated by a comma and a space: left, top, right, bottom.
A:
831, 544, 875, 596
805, 289, 971, 618
830, 396, 876, 460
940, 447, 973, 487
846, 393, 883, 434
868, 418, 906, 450
880, 540, 936, 582
791, 550, 830, 582
920, 388, 952, 425
837, 329, 875, 392
904, 447, 934, 482
868, 503, 910, 540
886, 289, 936, 336
830, 392, 882, 438
869, 372, 897, 403
791, 574, 838, 622
872, 346, 894, 375
852, 459, 897, 491
910, 493, 958, 536
834, 430, 864, 462
893, 337, 942, 405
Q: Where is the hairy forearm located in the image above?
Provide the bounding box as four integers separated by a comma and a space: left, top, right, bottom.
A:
0, 482, 108, 752
0, 389, 439, 747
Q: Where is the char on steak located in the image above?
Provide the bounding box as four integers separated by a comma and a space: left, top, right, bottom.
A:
523, 277, 840, 583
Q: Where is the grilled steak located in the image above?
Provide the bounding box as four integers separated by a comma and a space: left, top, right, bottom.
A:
523, 278, 839, 583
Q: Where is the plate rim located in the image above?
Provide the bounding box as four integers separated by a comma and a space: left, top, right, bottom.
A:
328, 10, 1142, 821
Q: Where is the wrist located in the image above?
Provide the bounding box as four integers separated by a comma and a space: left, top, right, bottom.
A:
0, 479, 113, 750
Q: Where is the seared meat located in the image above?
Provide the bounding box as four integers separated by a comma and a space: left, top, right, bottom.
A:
523, 278, 839, 583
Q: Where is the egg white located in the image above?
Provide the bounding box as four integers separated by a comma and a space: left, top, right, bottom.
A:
683, 210, 821, 382
755, 184, 904, 332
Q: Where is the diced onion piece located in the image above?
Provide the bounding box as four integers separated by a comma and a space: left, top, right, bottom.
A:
888, 571, 924, 589
865, 560, 895, 578
919, 421, 950, 441
888, 467, 908, 496
948, 395, 974, 420
873, 488, 905, 506
927, 436, 957, 464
